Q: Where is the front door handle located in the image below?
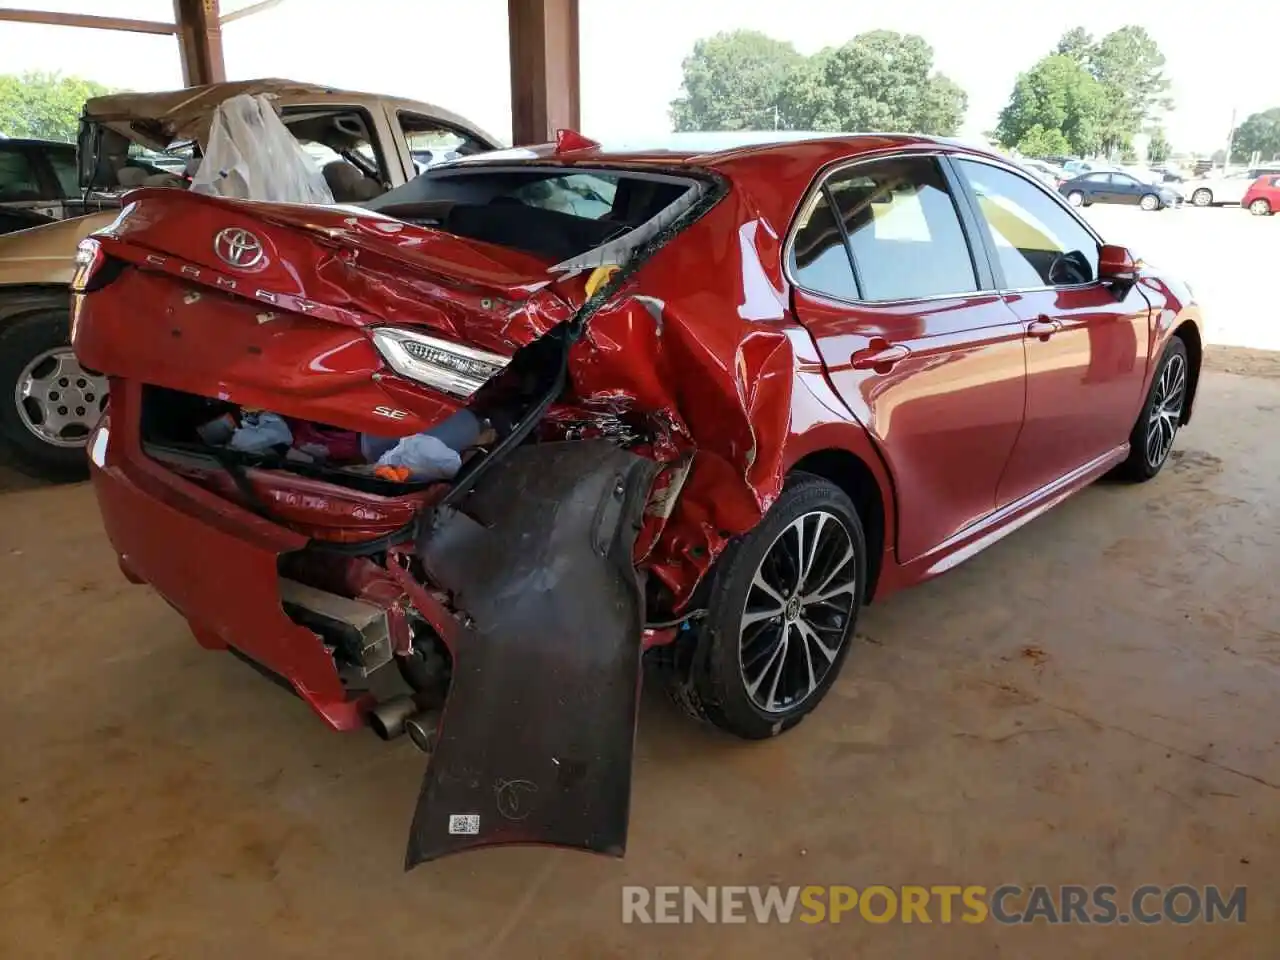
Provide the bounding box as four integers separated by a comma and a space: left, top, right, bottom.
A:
851, 340, 911, 372
1026, 317, 1061, 341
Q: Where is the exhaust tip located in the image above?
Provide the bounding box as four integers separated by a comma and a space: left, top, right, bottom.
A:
369, 695, 418, 741
405, 712, 439, 754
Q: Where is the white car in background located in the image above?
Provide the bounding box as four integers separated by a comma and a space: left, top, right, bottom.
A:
1018, 158, 1067, 185
1184, 166, 1280, 207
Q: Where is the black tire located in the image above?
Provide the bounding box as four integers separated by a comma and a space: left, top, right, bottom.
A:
650, 475, 866, 740
1191, 188, 1212, 207
1066, 191, 1085, 207
1115, 337, 1189, 482
0, 309, 94, 480
1140, 193, 1160, 211
1249, 198, 1271, 216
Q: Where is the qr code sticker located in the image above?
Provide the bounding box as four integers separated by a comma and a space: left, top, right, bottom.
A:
448, 814, 481, 835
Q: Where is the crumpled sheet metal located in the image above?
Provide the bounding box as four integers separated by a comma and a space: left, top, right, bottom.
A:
558, 192, 797, 606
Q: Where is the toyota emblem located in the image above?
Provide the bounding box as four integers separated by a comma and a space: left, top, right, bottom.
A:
213, 227, 265, 269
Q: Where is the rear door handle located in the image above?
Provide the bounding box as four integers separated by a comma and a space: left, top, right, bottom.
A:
850, 341, 911, 371
1026, 317, 1061, 341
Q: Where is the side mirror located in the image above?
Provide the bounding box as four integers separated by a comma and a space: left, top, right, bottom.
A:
1098, 243, 1138, 281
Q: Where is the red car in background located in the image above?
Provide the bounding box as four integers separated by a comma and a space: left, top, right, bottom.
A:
1243, 174, 1280, 216
71, 132, 1203, 866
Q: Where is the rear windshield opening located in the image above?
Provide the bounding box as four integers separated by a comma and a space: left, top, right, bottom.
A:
366, 166, 702, 263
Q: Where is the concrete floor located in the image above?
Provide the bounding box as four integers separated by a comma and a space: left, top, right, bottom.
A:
2, 358, 1279, 959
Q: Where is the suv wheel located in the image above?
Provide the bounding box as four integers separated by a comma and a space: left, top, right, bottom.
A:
0, 310, 105, 480
652, 475, 866, 740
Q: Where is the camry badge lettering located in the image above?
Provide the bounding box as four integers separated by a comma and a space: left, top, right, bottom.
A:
214, 227, 265, 269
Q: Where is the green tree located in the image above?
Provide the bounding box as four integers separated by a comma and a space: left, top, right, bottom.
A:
670, 31, 802, 131
1230, 107, 1280, 163
0, 71, 111, 141
997, 26, 1172, 159
1146, 127, 1172, 163
1055, 27, 1094, 65
780, 31, 967, 135
1088, 26, 1172, 155
1015, 124, 1072, 157
995, 54, 1106, 156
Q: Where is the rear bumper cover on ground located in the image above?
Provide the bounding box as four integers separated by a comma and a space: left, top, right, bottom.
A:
406, 441, 658, 865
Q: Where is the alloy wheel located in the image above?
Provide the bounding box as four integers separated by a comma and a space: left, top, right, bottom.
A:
1192, 189, 1211, 207
739, 509, 859, 714
1250, 199, 1271, 216
15, 347, 107, 448
1146, 352, 1186, 469
1067, 192, 1084, 207
1140, 194, 1159, 211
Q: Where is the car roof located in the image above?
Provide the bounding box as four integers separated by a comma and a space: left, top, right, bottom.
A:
447, 131, 1005, 168
82, 78, 501, 150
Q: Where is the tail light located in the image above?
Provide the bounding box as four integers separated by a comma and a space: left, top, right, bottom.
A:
370, 327, 510, 399
70, 238, 104, 293
70, 237, 125, 344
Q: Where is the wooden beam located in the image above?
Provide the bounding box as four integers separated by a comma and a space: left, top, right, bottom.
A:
219, 0, 282, 25
173, 0, 225, 87
507, 0, 580, 145
0, 8, 176, 34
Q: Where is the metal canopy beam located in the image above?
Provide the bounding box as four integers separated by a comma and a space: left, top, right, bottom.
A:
507, 0, 580, 145
0, 8, 176, 34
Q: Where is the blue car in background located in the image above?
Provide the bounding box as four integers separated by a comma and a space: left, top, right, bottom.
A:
1058, 170, 1183, 210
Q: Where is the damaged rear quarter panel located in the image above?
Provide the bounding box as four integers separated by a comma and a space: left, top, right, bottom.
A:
564, 188, 800, 605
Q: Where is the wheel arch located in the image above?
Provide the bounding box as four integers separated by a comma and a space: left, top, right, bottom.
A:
788, 446, 888, 604
1172, 319, 1202, 425
0, 284, 71, 327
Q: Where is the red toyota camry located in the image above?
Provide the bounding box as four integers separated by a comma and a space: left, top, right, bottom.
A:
72, 132, 1203, 866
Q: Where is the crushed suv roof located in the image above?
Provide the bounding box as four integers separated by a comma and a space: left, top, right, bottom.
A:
83, 78, 497, 150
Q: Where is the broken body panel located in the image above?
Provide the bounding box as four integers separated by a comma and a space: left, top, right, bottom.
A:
74, 161, 817, 863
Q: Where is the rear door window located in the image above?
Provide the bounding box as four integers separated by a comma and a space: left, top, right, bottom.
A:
281, 107, 388, 200
822, 155, 978, 302
789, 188, 860, 301
398, 112, 493, 173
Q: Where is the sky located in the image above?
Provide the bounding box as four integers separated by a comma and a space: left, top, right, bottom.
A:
0, 0, 1271, 155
